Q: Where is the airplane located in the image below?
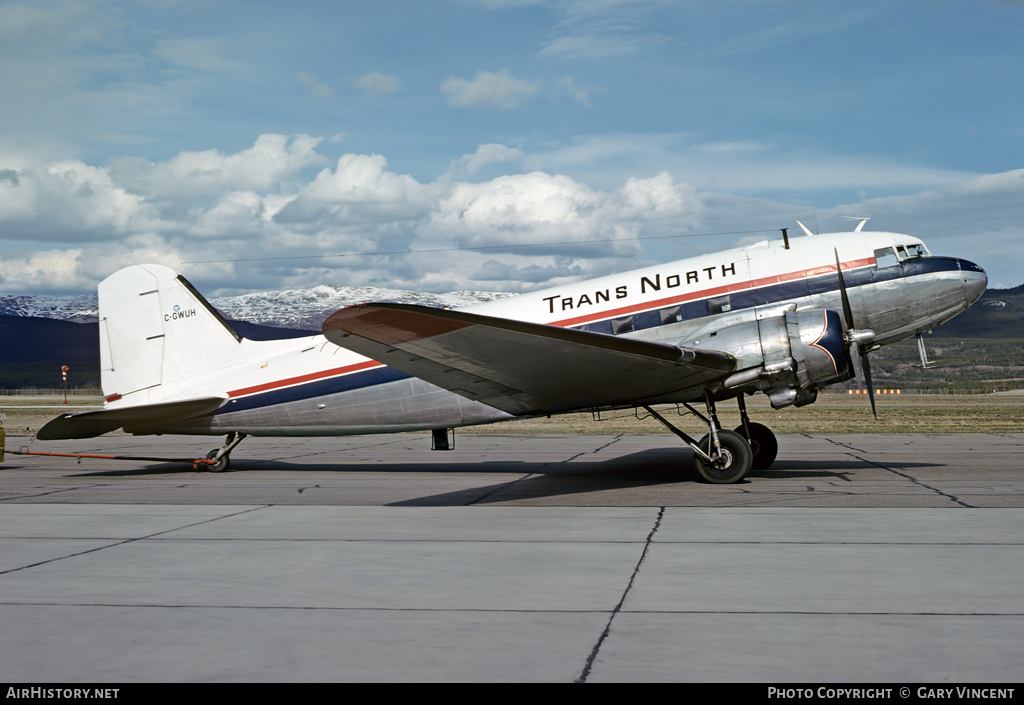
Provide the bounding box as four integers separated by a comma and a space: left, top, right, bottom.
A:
38, 220, 987, 483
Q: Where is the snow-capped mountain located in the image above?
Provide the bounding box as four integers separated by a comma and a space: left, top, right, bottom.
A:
209, 285, 517, 331
0, 285, 517, 330
0, 294, 100, 324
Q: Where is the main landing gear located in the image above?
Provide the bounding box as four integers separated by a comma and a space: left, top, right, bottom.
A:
205, 431, 247, 473
643, 392, 779, 484
734, 394, 778, 472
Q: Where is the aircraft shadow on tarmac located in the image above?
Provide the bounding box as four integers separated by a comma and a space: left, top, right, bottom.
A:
66, 448, 943, 505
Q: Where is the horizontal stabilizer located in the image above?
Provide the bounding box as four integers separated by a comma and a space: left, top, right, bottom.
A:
37, 396, 227, 440
322, 303, 735, 415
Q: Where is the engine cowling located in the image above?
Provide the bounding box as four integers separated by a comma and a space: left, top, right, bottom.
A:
681, 308, 851, 409
789, 308, 849, 388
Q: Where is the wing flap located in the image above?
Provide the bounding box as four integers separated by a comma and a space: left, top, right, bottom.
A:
37, 396, 227, 440
322, 304, 734, 415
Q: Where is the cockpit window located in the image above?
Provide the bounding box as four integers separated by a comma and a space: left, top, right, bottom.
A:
905, 243, 927, 258
896, 245, 908, 260
874, 247, 899, 268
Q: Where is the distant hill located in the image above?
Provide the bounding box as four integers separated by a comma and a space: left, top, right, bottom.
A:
928, 284, 1024, 339
0, 315, 315, 390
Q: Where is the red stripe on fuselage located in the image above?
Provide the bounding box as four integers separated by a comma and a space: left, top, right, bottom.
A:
228, 359, 382, 399
552, 257, 874, 327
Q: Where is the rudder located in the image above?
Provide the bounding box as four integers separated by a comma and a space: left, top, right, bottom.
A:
99, 265, 245, 404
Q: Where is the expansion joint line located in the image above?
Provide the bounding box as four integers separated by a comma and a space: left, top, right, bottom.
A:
0, 505, 271, 577
575, 506, 665, 683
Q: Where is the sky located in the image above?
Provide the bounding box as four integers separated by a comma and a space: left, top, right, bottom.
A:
0, 0, 1022, 298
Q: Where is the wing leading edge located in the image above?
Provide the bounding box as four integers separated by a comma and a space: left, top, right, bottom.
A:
322, 303, 735, 416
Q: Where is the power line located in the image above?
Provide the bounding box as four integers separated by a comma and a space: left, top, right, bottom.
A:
180, 229, 778, 266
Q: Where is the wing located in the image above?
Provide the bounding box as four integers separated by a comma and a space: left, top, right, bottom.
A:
37, 396, 227, 440
322, 303, 735, 416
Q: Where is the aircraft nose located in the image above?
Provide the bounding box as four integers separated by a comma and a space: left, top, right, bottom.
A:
959, 259, 988, 306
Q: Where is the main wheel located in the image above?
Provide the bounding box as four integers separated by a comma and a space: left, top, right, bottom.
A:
734, 422, 778, 471
205, 449, 230, 473
694, 429, 753, 484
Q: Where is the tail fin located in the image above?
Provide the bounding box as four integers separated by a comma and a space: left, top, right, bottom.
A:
99, 264, 245, 403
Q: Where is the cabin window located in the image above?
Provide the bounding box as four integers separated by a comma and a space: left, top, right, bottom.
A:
611, 316, 634, 335
874, 247, 899, 268
660, 306, 683, 325
707, 295, 732, 315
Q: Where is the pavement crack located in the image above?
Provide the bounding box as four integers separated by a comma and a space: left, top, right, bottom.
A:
590, 435, 623, 454
575, 506, 664, 683
465, 474, 536, 505
0, 485, 111, 502
853, 455, 975, 508
823, 438, 868, 453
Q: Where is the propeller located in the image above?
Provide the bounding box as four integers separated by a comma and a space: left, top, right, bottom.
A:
834, 249, 878, 418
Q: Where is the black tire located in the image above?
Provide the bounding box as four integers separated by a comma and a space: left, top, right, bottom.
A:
206, 449, 230, 473
694, 429, 753, 484
734, 422, 778, 471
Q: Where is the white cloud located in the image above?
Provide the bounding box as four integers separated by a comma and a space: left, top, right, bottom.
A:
0, 248, 91, 292
108, 134, 326, 205
353, 72, 401, 95
293, 153, 438, 219
441, 70, 538, 109
427, 169, 700, 258
457, 144, 524, 173
296, 72, 333, 98
0, 160, 161, 241
2, 135, 1020, 296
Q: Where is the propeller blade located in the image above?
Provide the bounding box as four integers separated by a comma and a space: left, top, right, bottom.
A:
862, 352, 877, 419
835, 248, 877, 418
849, 339, 865, 391
834, 248, 855, 330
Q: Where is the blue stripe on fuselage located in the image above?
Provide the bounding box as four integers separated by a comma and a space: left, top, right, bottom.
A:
220, 365, 411, 415
222, 256, 958, 413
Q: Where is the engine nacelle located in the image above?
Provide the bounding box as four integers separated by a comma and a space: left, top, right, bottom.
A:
681, 308, 850, 409
787, 309, 850, 388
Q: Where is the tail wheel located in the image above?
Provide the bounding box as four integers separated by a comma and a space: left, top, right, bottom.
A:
205, 449, 230, 473
734, 422, 778, 471
694, 430, 753, 484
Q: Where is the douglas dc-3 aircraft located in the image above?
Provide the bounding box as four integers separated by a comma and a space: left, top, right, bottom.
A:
39, 220, 987, 483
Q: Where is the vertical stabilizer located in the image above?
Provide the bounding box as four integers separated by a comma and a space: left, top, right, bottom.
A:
99, 265, 245, 404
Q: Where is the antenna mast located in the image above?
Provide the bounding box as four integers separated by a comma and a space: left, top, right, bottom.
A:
841, 216, 870, 232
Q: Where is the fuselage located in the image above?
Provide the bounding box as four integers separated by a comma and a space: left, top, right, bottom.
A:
107, 230, 987, 436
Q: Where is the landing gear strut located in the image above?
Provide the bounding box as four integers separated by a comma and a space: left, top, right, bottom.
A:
643, 392, 753, 484
734, 394, 778, 471
206, 432, 247, 473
